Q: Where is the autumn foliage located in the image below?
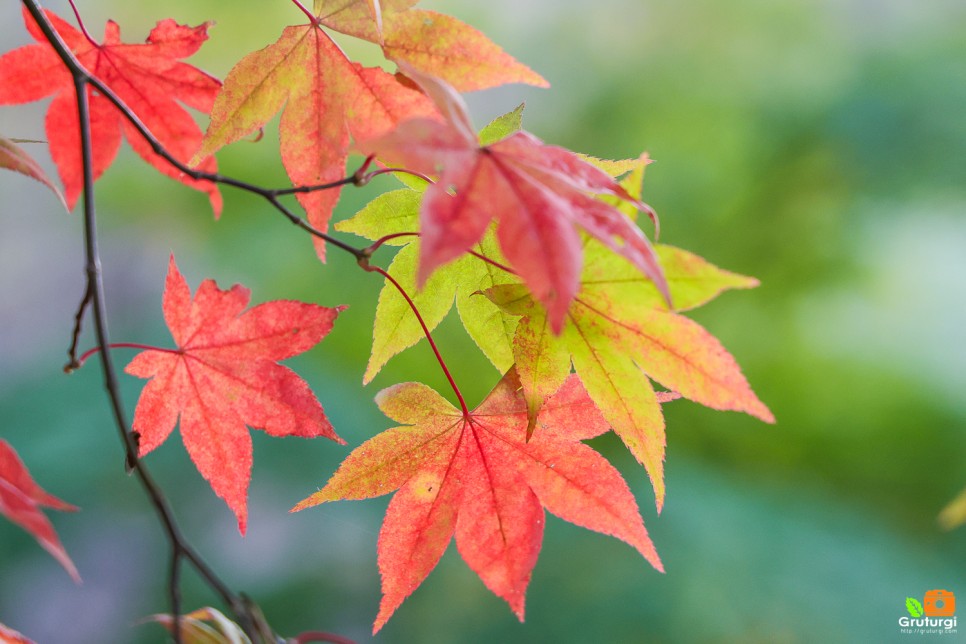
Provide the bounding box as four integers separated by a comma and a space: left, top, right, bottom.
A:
126, 256, 345, 533
0, 1, 772, 640
0, 7, 222, 213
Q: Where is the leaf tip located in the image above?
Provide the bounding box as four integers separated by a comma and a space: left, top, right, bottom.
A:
372, 603, 395, 635
57, 551, 82, 584
234, 507, 248, 536
290, 494, 319, 513
755, 403, 776, 424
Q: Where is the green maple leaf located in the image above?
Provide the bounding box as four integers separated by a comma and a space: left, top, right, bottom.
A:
336, 107, 536, 382
337, 107, 664, 384
338, 188, 519, 381
486, 238, 771, 510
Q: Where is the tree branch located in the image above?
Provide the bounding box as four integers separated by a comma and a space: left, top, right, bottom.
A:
21, 1, 263, 641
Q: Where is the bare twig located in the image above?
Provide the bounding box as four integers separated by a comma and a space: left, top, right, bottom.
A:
64, 279, 92, 372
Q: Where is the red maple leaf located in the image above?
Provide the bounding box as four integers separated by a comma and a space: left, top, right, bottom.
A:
125, 256, 345, 533
0, 8, 222, 214
0, 439, 79, 582
358, 67, 670, 332
193, 21, 437, 260
294, 370, 674, 632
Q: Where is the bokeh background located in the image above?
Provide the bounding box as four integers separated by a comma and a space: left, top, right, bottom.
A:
1, 0, 964, 642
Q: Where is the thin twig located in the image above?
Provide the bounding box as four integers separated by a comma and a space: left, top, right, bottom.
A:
74, 342, 178, 368
466, 249, 516, 275
360, 166, 433, 185
65, 0, 96, 46
364, 232, 518, 277
74, 69, 195, 642
364, 232, 419, 254
64, 279, 92, 372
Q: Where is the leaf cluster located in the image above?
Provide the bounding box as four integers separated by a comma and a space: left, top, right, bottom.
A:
0, 1, 773, 639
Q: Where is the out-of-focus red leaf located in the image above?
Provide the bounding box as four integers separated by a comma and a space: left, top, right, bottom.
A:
315, 0, 548, 90
0, 440, 79, 582
0, 621, 36, 644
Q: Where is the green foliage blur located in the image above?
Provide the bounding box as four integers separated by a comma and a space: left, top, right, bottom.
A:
1, 0, 964, 641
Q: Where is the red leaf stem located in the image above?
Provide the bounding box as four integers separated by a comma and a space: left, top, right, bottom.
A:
367, 265, 470, 418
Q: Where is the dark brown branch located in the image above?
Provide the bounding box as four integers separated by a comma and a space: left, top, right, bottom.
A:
71, 70, 195, 643
64, 279, 92, 372
21, 1, 263, 641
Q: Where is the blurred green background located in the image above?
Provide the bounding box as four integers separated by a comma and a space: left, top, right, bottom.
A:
1, 0, 964, 642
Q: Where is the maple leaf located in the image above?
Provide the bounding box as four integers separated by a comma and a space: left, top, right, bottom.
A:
0, 621, 35, 644
0, 135, 67, 209
192, 22, 436, 260
487, 239, 774, 511
294, 370, 672, 632
337, 117, 653, 384
0, 439, 79, 582
125, 256, 345, 533
337, 188, 518, 383
358, 68, 670, 333
0, 8, 222, 214
333, 106, 531, 383
341, 141, 765, 514
314, 0, 548, 91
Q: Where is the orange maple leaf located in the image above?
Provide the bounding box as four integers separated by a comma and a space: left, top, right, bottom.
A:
0, 8, 222, 214
126, 256, 345, 533
295, 370, 672, 632
315, 0, 549, 90
0, 439, 79, 582
193, 20, 437, 260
